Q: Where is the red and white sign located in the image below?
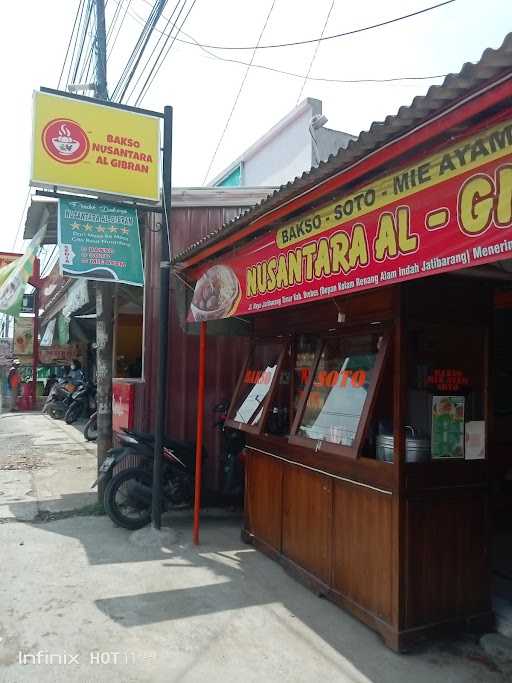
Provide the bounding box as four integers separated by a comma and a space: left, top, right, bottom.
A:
188, 117, 512, 321
0, 252, 22, 270
42, 118, 90, 164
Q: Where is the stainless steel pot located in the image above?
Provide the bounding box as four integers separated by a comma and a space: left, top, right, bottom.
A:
376, 428, 430, 463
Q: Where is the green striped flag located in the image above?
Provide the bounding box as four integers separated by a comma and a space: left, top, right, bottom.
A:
0, 226, 46, 316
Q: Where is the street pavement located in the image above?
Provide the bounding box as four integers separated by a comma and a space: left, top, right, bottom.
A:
0, 413, 511, 682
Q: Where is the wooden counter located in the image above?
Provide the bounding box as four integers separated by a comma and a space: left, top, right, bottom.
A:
242, 438, 492, 651
239, 279, 494, 651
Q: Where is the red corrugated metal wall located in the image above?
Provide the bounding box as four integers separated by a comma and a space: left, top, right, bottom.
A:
137, 207, 250, 493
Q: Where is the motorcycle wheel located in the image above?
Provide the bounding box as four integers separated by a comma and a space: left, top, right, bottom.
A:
65, 402, 82, 425
84, 413, 97, 441
104, 468, 153, 530
47, 402, 66, 419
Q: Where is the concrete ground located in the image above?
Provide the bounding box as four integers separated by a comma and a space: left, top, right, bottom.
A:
0, 413, 511, 682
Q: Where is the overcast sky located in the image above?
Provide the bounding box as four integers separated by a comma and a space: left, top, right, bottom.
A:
1, 0, 510, 255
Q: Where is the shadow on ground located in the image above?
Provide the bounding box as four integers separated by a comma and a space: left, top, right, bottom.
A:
10, 512, 510, 683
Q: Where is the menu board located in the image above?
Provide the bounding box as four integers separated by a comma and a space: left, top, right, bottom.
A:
431, 396, 465, 459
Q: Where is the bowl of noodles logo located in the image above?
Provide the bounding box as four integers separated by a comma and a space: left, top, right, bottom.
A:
42, 119, 90, 164
191, 265, 241, 321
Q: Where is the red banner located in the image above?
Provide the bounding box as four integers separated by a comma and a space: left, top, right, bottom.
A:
188, 119, 512, 321
0, 252, 22, 270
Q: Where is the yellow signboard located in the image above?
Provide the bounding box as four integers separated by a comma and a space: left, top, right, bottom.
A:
31, 90, 161, 202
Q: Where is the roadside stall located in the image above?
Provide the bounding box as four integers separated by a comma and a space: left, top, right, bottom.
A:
174, 36, 512, 651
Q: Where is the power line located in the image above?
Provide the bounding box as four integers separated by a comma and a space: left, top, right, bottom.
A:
139, 0, 455, 51
130, 0, 189, 105
111, 0, 169, 101
11, 190, 31, 251
57, 0, 85, 89
202, 0, 277, 185
183, 28, 447, 84
65, 0, 88, 87
108, 0, 133, 59
106, 0, 124, 43
117, 0, 171, 102
134, 0, 199, 105
125, 0, 185, 104
296, 0, 335, 104
127, 6, 448, 85
41, 245, 58, 277
77, 17, 97, 85
70, 0, 94, 86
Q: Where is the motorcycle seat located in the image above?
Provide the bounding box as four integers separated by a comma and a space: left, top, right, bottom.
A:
123, 429, 154, 443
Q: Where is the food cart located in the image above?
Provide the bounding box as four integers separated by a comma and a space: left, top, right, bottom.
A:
173, 38, 512, 650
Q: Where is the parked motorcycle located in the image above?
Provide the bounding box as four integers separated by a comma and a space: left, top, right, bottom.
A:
42, 379, 81, 419
84, 411, 97, 441
98, 402, 246, 529
64, 381, 96, 424
99, 429, 205, 530
214, 400, 245, 501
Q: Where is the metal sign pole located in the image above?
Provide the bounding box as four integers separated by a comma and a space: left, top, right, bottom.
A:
152, 105, 173, 529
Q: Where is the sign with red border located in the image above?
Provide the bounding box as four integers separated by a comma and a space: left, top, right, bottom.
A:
188, 118, 512, 321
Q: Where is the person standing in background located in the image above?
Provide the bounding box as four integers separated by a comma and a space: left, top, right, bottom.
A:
68, 359, 84, 385
7, 360, 22, 412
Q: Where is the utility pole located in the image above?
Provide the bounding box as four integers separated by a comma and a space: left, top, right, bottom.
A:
94, 0, 114, 501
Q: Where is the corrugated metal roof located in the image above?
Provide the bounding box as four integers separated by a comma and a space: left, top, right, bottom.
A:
173, 32, 512, 266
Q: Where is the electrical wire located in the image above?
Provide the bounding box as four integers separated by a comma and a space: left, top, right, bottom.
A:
138, 0, 455, 51
128, 6, 447, 84
77, 16, 96, 86
11, 190, 31, 251
296, 0, 335, 104
129, 0, 188, 105
112, 0, 165, 99
111, 0, 168, 101
187, 28, 447, 84
124, 0, 185, 104
107, 0, 124, 44
201, 0, 277, 185
41, 245, 58, 277
108, 0, 134, 59
70, 0, 94, 86
57, 0, 85, 89
117, 0, 171, 102
65, 0, 88, 87
134, 0, 199, 105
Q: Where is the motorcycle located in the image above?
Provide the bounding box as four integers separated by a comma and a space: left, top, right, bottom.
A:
64, 381, 96, 425
214, 400, 245, 501
98, 403, 246, 529
42, 379, 81, 419
84, 411, 97, 441
98, 429, 205, 530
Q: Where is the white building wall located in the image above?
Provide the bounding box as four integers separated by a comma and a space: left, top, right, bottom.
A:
243, 107, 315, 187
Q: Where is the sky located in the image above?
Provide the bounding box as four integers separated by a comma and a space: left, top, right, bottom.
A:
1, 0, 510, 256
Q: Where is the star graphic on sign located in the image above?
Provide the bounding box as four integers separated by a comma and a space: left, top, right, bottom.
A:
109, 226, 118, 234
96, 225, 106, 234
70, 222, 81, 230
120, 227, 129, 235
83, 223, 93, 232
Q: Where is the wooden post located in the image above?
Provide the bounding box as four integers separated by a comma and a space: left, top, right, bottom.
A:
193, 321, 207, 545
